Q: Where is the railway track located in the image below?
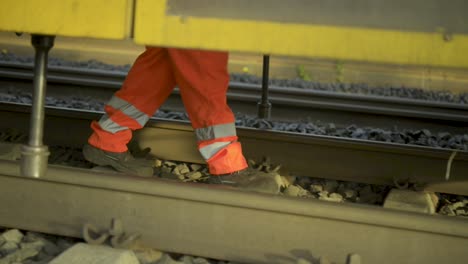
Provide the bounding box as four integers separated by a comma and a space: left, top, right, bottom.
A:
0, 102, 468, 263
1, 61, 468, 263
1, 102, 467, 194
1, 61, 468, 134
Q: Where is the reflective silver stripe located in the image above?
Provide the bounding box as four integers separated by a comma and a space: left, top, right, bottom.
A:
199, 141, 231, 160
107, 96, 149, 127
195, 123, 236, 141
98, 114, 129, 134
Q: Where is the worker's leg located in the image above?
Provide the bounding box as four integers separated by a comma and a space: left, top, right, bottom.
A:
88, 47, 176, 152
84, 47, 176, 176
167, 49, 247, 175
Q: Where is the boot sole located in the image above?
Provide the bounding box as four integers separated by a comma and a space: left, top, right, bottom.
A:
83, 144, 153, 177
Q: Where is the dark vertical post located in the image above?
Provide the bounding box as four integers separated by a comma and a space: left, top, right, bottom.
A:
257, 55, 271, 119
21, 35, 55, 178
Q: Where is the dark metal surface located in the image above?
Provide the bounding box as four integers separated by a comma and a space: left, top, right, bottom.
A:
257, 55, 271, 119
29, 35, 54, 147
167, 0, 468, 34
20, 35, 55, 178
0, 61, 467, 133
0, 102, 467, 195
0, 161, 468, 263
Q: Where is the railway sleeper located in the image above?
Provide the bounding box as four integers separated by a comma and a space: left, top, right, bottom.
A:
0, 159, 468, 263
383, 189, 438, 214
0, 226, 362, 264
0, 129, 467, 218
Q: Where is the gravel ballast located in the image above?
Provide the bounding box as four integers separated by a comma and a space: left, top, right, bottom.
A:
0, 227, 346, 264
1, 53, 467, 150
0, 228, 235, 264
0, 88, 467, 151
1, 52, 468, 104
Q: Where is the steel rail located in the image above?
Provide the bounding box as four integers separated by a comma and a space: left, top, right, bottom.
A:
0, 61, 467, 133
0, 102, 467, 196
0, 160, 467, 264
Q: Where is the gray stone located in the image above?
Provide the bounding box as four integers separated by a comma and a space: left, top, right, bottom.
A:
284, 185, 301, 196
55, 238, 74, 252
156, 253, 183, 264
159, 166, 178, 179
176, 164, 190, 175
343, 189, 357, 199
325, 123, 336, 132
23, 233, 60, 256
351, 128, 365, 138
358, 186, 379, 204
284, 185, 309, 197
297, 177, 314, 187
450, 201, 465, 210
0, 143, 21, 161
346, 253, 362, 264
329, 193, 344, 201
296, 258, 312, 264
439, 204, 457, 216
383, 189, 438, 214
0, 237, 4, 247
0, 241, 18, 255
24, 254, 55, 264
163, 161, 177, 168
438, 132, 451, 140
50, 243, 139, 264
182, 256, 195, 264
172, 167, 182, 176
20, 240, 45, 251
186, 171, 203, 181
336, 183, 347, 194
309, 184, 323, 193
190, 164, 202, 171
323, 181, 339, 193
133, 248, 163, 264
344, 182, 360, 189
23, 232, 42, 243
0, 247, 39, 264
1, 230, 23, 244
455, 209, 467, 216
192, 257, 211, 264
154, 159, 163, 168
318, 191, 329, 198
182, 256, 211, 264
42, 240, 60, 256
318, 256, 331, 264
35, 251, 55, 263
319, 193, 344, 203
280, 175, 296, 188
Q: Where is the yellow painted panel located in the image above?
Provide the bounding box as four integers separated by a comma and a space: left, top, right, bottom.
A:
135, 0, 468, 69
0, 0, 133, 39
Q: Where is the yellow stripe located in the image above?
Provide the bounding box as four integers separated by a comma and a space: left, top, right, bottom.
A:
134, 0, 468, 68
0, 0, 133, 39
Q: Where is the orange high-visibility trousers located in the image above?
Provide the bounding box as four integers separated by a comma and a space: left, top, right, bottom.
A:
88, 47, 248, 175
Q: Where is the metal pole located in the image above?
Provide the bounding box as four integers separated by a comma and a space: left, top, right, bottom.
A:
257, 55, 271, 119
21, 35, 55, 178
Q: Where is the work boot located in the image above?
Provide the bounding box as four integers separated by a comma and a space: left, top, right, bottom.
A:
209, 168, 281, 194
82, 144, 154, 177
